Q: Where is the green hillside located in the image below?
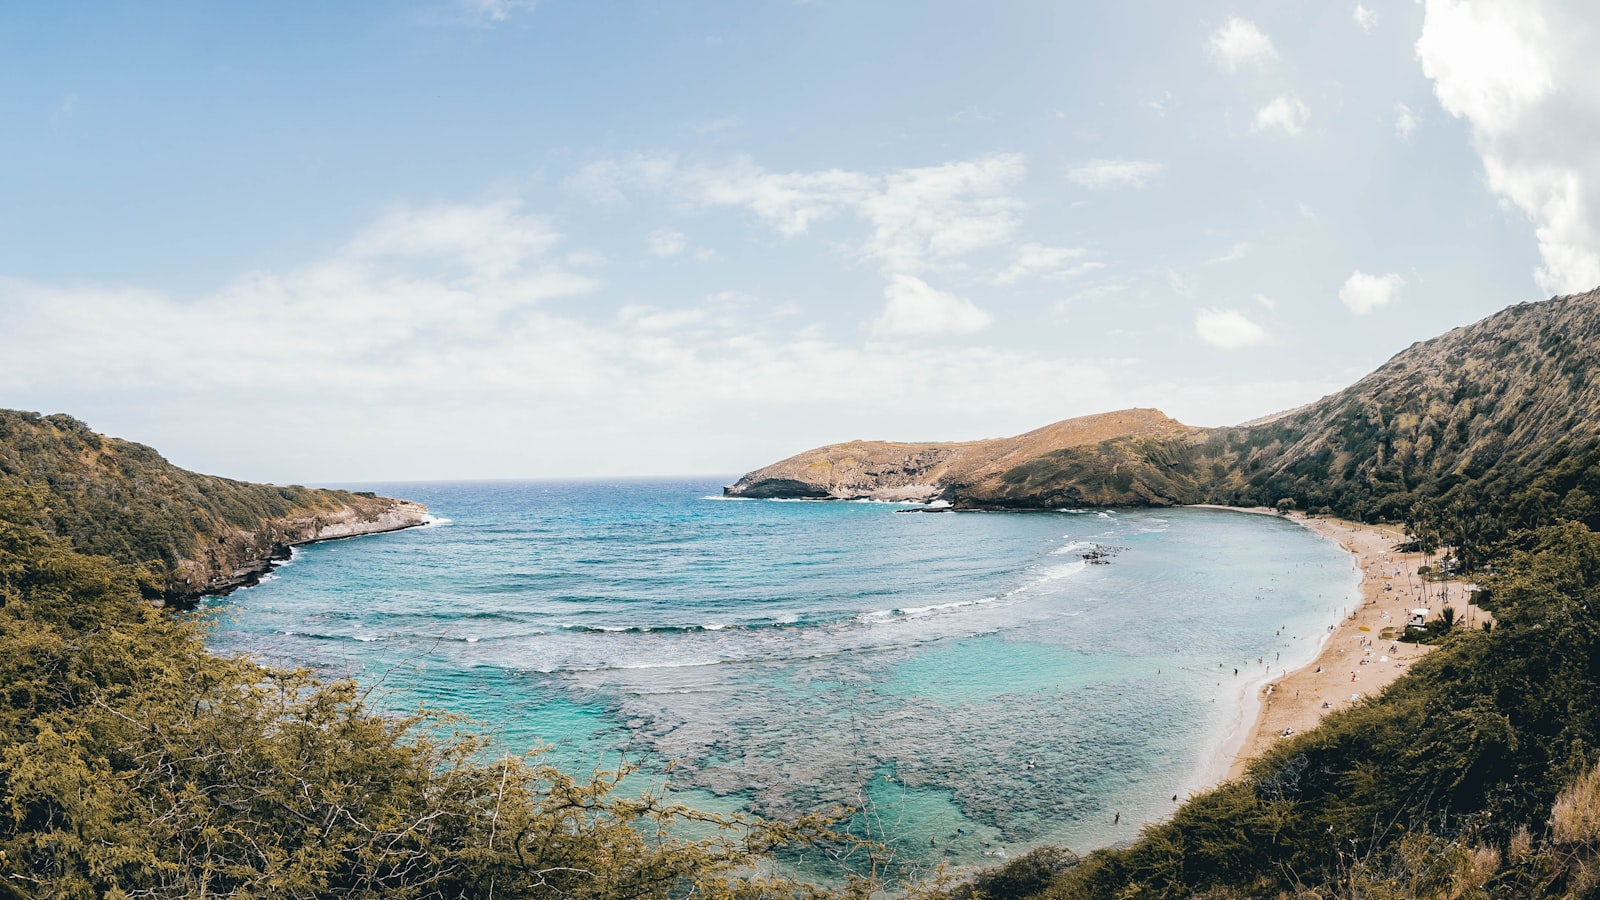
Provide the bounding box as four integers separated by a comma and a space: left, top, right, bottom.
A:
0, 409, 417, 602
1203, 290, 1600, 543
975, 289, 1600, 564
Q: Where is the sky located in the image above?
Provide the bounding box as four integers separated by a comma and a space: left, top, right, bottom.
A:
2, 0, 1597, 482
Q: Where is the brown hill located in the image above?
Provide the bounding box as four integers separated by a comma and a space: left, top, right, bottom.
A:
724, 408, 1201, 506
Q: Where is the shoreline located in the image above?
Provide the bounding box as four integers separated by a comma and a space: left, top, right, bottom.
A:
173, 500, 431, 606
1188, 506, 1490, 781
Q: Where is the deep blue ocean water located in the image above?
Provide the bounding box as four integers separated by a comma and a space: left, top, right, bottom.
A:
200, 479, 1359, 874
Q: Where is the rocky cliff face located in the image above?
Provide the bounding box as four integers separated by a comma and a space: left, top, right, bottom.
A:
173, 497, 430, 601
725, 408, 1201, 507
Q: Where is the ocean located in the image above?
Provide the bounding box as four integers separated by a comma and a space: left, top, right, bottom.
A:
199, 478, 1359, 876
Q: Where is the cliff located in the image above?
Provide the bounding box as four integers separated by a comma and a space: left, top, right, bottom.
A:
173, 495, 430, 600
0, 409, 428, 604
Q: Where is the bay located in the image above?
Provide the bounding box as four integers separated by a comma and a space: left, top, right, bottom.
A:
200, 478, 1359, 875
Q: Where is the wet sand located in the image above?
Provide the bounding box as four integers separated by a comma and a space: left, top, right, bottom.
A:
1195, 507, 1492, 780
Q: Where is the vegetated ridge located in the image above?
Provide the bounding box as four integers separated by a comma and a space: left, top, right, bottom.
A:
726, 408, 1202, 507
1202, 288, 1600, 544
0, 409, 427, 604
731, 287, 1600, 546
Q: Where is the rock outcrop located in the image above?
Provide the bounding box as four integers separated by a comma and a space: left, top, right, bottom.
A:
174, 497, 430, 601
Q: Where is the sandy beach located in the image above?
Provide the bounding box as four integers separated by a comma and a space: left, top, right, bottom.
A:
1200, 507, 1493, 780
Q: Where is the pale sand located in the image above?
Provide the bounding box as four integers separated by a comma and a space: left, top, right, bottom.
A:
1195, 507, 1494, 781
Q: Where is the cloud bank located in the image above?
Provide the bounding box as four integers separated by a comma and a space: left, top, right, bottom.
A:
1418, 0, 1600, 294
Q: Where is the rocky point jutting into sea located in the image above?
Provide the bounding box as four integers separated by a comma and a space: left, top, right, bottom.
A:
0, 407, 428, 605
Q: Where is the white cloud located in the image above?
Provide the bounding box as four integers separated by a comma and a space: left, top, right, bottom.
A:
1417, 0, 1600, 294
619, 304, 708, 331
1194, 308, 1270, 348
1253, 96, 1310, 136
1066, 159, 1166, 189
647, 227, 687, 257
1209, 18, 1278, 70
0, 201, 603, 400
858, 154, 1025, 273
1207, 242, 1252, 264
994, 243, 1100, 284
460, 0, 537, 22
342, 200, 563, 279
1168, 269, 1195, 299
1255, 293, 1277, 311
568, 152, 870, 236
570, 152, 1022, 275
51, 92, 78, 126
695, 116, 740, 135
1339, 270, 1405, 313
1395, 103, 1420, 139
871, 274, 993, 335
1417, 0, 1553, 134
571, 151, 1026, 286
1354, 4, 1377, 32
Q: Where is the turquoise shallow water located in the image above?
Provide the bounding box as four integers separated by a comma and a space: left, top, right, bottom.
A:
200, 479, 1359, 875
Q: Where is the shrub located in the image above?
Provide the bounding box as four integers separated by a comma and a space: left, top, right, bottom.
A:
1552, 762, 1600, 846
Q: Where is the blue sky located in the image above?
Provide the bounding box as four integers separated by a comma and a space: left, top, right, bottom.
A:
2, 1, 1594, 481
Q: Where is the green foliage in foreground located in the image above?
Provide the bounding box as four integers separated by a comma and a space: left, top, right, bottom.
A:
0, 485, 871, 899
1000, 521, 1600, 899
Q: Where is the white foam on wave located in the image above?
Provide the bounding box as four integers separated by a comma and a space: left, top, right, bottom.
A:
419, 515, 453, 528
1038, 560, 1089, 581
1051, 540, 1096, 556
1005, 559, 1090, 596
858, 595, 998, 623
